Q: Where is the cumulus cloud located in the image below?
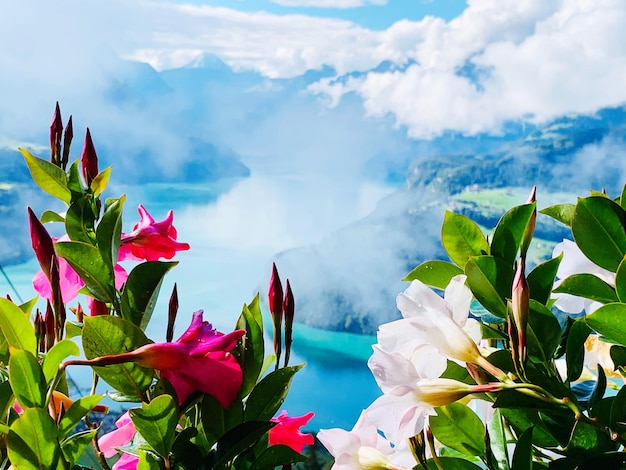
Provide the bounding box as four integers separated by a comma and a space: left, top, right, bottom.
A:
313, 0, 626, 137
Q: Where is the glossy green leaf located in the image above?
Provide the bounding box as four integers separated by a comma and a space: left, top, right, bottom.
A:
120, 261, 177, 329
245, 364, 304, 421
499, 408, 559, 448
18, 296, 39, 315
20, 148, 71, 203
55, 241, 116, 303
9, 348, 46, 409
565, 320, 591, 382
615, 257, 626, 303
61, 428, 98, 464
585, 303, 626, 346
491, 203, 536, 264
130, 395, 178, 457
66, 160, 83, 194
0, 298, 37, 354
201, 393, 244, 449
527, 254, 562, 305
65, 197, 96, 244
58, 395, 105, 438
0, 381, 14, 426
553, 274, 618, 304
589, 365, 607, 411
610, 386, 626, 434
430, 403, 486, 457
91, 166, 112, 197
487, 409, 510, 470
415, 457, 483, 469
567, 420, 617, 460
138, 449, 162, 469
511, 427, 533, 470
465, 256, 513, 318
41, 210, 65, 224
526, 300, 562, 364
234, 298, 265, 398
8, 408, 65, 469
442, 211, 490, 268
82, 315, 153, 397
539, 203, 575, 227
572, 196, 626, 272
42, 340, 80, 385
250, 445, 308, 470
213, 421, 275, 468
96, 195, 125, 272
403, 260, 464, 288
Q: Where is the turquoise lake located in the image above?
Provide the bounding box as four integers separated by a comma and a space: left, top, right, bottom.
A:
0, 179, 385, 432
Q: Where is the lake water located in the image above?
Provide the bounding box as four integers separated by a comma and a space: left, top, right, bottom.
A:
0, 177, 387, 431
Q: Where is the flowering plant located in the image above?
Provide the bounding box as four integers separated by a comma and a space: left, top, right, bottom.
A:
0, 104, 313, 469
319, 185, 626, 469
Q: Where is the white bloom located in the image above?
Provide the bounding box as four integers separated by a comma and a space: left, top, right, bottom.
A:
552, 239, 615, 314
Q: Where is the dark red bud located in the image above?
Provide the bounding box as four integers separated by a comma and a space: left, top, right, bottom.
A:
89, 300, 109, 316
61, 115, 73, 169
167, 283, 179, 342
81, 128, 99, 187
28, 207, 55, 279
50, 102, 63, 165
268, 262, 284, 319
283, 279, 294, 367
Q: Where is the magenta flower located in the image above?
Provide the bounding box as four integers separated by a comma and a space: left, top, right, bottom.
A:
269, 410, 314, 453
76, 311, 246, 407
98, 412, 139, 470
118, 205, 190, 262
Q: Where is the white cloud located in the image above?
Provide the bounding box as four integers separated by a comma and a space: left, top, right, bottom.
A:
270, 0, 386, 7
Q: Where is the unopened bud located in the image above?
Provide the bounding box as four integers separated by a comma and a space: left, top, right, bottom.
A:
50, 102, 63, 166
27, 207, 55, 279
44, 302, 55, 352
283, 279, 294, 367
61, 115, 73, 169
81, 128, 99, 188
511, 258, 529, 364
520, 186, 536, 257
268, 262, 283, 368
167, 283, 179, 342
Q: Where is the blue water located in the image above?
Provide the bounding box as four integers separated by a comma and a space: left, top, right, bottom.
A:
0, 180, 383, 432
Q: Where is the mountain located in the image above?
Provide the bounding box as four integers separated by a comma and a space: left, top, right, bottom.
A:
276, 105, 626, 335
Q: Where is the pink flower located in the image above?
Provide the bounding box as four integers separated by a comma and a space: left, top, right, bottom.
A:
99, 412, 139, 470
269, 410, 314, 453
81, 311, 246, 407
118, 205, 190, 262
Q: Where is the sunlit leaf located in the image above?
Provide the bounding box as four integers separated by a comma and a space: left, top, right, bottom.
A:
130, 395, 178, 458
9, 348, 46, 409
20, 148, 70, 203
8, 408, 65, 469
403, 260, 464, 289
442, 211, 490, 268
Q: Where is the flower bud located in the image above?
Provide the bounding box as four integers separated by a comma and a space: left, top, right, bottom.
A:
520, 186, 536, 257
50, 102, 63, 166
167, 283, 179, 343
81, 128, 99, 188
268, 262, 283, 368
61, 115, 73, 169
27, 207, 55, 279
511, 257, 529, 364
283, 279, 294, 367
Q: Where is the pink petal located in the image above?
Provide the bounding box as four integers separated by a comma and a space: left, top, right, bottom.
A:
98, 412, 136, 458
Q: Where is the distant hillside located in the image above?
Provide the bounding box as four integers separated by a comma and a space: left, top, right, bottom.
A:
276, 105, 626, 335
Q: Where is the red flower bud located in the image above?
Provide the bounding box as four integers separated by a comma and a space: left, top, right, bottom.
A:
50, 102, 63, 165
283, 279, 294, 367
28, 207, 55, 279
81, 128, 99, 187
61, 115, 73, 169
167, 283, 179, 343
268, 262, 284, 368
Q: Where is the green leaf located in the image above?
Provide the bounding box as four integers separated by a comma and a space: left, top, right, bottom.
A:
67, 160, 83, 194
553, 274, 618, 304
527, 254, 562, 305
58, 395, 105, 438
200, 393, 244, 449
9, 348, 46, 409
19, 296, 40, 315
491, 203, 536, 264
120, 262, 177, 329
539, 203, 575, 226
250, 445, 308, 470
42, 340, 80, 385
234, 299, 265, 398
213, 421, 275, 468
0, 381, 15, 426
403, 260, 464, 288
65, 197, 96, 244
511, 427, 533, 470
464, 256, 513, 318
82, 316, 153, 397
585, 303, 626, 346
138, 449, 163, 469
61, 428, 98, 464
487, 409, 510, 470
415, 457, 483, 469
589, 365, 607, 410
610, 386, 626, 435
20, 148, 71, 203
498, 408, 559, 448
96, 195, 125, 272
442, 211, 490, 268
567, 420, 617, 460
526, 300, 562, 364
245, 364, 304, 421
0, 298, 37, 354
40, 210, 65, 224
8, 408, 65, 469
572, 196, 626, 272
130, 395, 178, 458
91, 166, 112, 197
565, 320, 592, 382
55, 241, 116, 303
430, 403, 486, 457
614, 257, 626, 303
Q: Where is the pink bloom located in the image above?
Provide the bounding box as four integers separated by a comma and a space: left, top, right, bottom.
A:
118, 205, 190, 262
88, 311, 245, 407
99, 412, 139, 469
269, 410, 314, 453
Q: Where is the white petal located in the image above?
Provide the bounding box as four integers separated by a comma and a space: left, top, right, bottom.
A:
397, 280, 450, 319
364, 391, 427, 443
368, 346, 419, 393
444, 274, 473, 326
